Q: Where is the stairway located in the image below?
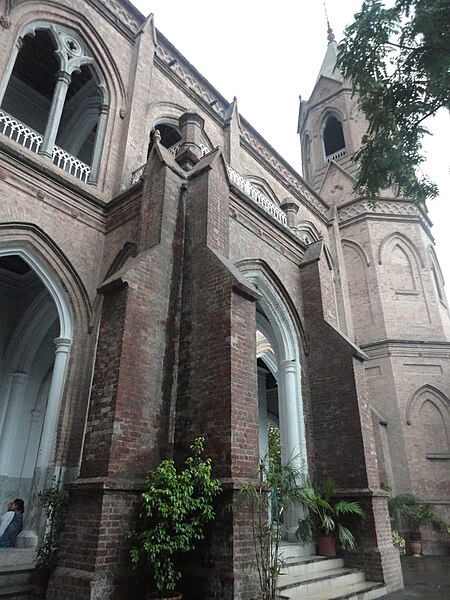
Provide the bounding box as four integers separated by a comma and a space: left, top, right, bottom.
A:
277, 544, 387, 600
0, 549, 35, 599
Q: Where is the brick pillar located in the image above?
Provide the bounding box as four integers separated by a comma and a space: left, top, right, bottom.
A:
300, 241, 403, 592
174, 148, 261, 599
48, 146, 188, 599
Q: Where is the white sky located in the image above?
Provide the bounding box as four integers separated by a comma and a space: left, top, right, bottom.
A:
132, 0, 450, 292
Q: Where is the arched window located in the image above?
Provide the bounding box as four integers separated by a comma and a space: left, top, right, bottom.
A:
323, 115, 345, 159
148, 123, 182, 158
0, 23, 109, 183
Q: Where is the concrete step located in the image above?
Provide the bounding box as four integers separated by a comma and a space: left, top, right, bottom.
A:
0, 584, 34, 599
279, 541, 315, 560
279, 580, 386, 600
278, 565, 365, 597
0, 563, 34, 587
282, 555, 344, 576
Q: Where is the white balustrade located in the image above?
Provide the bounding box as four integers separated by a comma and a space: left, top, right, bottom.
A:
326, 147, 347, 163
0, 110, 43, 152
226, 164, 288, 226
52, 145, 91, 182
0, 109, 90, 183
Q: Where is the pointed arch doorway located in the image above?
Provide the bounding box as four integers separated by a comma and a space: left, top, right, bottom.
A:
0, 248, 72, 522
247, 269, 308, 539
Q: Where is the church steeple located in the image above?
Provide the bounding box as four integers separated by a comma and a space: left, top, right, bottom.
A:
315, 23, 343, 84
298, 21, 364, 192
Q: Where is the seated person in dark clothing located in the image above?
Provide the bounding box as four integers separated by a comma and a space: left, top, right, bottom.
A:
0, 499, 24, 547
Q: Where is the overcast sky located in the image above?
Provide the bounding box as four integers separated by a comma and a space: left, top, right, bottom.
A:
131, 1, 450, 293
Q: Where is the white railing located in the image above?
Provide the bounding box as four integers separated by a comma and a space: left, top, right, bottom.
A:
226, 164, 287, 226
52, 146, 90, 182
0, 110, 90, 183
326, 148, 347, 163
0, 109, 43, 153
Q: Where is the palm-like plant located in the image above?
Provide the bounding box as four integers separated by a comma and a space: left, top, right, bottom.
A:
296, 479, 365, 550
387, 492, 449, 542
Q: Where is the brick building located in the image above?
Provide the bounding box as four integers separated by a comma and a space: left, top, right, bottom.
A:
0, 1, 448, 598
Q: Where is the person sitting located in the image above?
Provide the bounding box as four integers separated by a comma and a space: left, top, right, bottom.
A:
0, 499, 24, 547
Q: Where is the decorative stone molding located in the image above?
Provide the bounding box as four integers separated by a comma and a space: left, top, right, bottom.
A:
0, 14, 11, 29
97, 0, 141, 34
240, 128, 329, 218
339, 200, 419, 222
155, 44, 226, 120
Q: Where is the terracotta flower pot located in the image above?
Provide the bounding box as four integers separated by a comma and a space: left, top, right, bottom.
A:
317, 533, 336, 557
408, 540, 422, 556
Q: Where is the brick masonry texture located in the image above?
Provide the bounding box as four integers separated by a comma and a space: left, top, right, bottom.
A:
0, 0, 449, 598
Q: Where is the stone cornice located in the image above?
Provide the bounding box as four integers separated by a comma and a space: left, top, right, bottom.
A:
361, 339, 450, 359
338, 198, 433, 236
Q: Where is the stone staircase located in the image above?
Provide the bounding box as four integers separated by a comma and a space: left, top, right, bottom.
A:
0, 549, 35, 599
277, 544, 387, 600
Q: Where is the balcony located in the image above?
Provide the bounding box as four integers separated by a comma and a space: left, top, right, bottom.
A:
0, 109, 91, 183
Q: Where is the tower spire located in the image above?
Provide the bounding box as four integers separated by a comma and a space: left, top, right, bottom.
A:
323, 2, 335, 43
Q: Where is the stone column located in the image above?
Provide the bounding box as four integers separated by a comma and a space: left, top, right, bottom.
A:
258, 366, 269, 459
36, 337, 71, 467
88, 104, 109, 183
39, 71, 71, 159
279, 359, 304, 538
0, 372, 28, 472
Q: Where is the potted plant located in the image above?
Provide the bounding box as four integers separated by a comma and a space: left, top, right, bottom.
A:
128, 437, 221, 599
296, 479, 365, 556
237, 426, 306, 600
387, 492, 449, 556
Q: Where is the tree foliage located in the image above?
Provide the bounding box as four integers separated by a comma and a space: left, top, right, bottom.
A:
35, 479, 69, 573
128, 438, 221, 596
337, 0, 449, 203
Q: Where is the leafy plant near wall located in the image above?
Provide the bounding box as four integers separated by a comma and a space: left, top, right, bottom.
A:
296, 479, 365, 552
387, 492, 450, 542
128, 437, 222, 598
237, 437, 305, 600
34, 478, 69, 596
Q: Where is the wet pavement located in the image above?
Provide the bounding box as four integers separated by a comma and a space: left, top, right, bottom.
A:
384, 556, 450, 599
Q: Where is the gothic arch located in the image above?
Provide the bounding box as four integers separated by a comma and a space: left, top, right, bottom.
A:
0, 223, 92, 332
406, 385, 450, 426
297, 220, 321, 244
4, 5, 125, 104
236, 259, 308, 484
342, 239, 371, 267
378, 232, 425, 269
148, 101, 214, 156
244, 176, 280, 206
428, 246, 447, 304
0, 7, 126, 184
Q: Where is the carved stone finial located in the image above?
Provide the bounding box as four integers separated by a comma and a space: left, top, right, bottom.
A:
153, 129, 161, 143
327, 26, 335, 42
0, 15, 11, 29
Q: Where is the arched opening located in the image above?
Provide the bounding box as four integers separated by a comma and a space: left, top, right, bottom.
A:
149, 123, 182, 158
249, 275, 307, 540
0, 252, 72, 528
1, 30, 58, 137
323, 115, 345, 158
0, 25, 109, 183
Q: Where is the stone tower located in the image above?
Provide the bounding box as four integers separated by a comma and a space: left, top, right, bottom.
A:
299, 27, 450, 552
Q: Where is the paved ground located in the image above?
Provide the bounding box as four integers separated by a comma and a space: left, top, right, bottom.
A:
384, 556, 450, 599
